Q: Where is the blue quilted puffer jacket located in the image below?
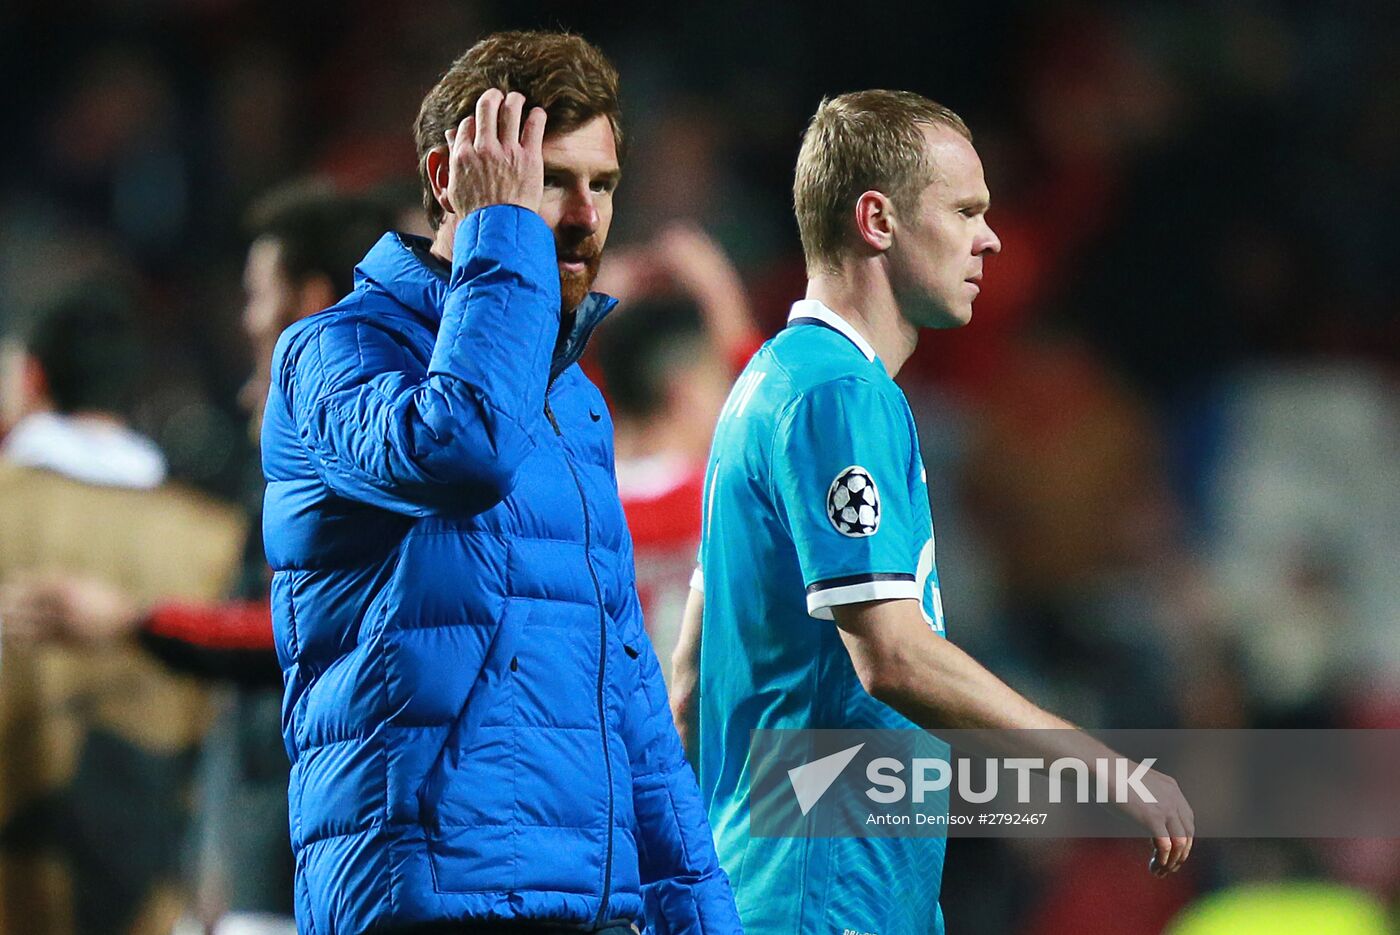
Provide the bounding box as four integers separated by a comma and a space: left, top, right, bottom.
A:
261, 206, 740, 935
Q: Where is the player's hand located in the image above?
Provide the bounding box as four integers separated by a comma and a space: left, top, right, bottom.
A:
1113, 764, 1194, 877
443, 88, 546, 217
0, 572, 143, 644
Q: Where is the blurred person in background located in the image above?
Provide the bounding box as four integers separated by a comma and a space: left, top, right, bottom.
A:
0, 292, 245, 935
1, 183, 394, 935
591, 224, 762, 683
259, 32, 738, 935
672, 90, 1194, 935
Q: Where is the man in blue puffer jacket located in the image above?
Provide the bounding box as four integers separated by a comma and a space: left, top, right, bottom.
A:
260, 32, 742, 935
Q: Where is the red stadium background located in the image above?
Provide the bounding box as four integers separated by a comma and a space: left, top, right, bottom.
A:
0, 1, 1397, 933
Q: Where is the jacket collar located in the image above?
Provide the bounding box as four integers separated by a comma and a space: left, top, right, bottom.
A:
551, 292, 616, 382
355, 231, 618, 380
355, 232, 448, 328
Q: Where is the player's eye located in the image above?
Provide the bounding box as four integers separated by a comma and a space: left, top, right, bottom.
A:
590, 178, 617, 194
543, 173, 564, 189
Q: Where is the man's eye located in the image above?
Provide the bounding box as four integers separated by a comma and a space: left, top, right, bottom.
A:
543, 175, 563, 189
590, 180, 616, 194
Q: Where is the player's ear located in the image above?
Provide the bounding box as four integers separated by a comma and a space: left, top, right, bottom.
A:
854, 191, 895, 254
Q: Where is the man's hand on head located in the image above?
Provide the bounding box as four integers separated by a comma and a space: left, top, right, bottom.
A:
444, 88, 547, 218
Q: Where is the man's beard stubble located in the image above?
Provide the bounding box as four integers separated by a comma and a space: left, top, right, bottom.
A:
558, 238, 602, 315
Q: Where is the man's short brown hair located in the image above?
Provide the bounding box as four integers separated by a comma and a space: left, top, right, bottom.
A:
414, 31, 624, 230
793, 90, 971, 273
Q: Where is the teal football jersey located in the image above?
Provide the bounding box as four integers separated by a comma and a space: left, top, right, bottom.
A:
696, 300, 949, 935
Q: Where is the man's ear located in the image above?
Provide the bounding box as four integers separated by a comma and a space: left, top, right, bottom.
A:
854, 190, 896, 253
425, 147, 452, 217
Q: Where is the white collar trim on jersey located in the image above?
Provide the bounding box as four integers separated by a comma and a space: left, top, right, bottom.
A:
787, 300, 877, 363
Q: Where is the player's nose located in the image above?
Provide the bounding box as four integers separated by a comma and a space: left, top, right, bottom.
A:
978, 220, 1003, 256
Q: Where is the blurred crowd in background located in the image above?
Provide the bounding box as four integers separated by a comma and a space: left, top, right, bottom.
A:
0, 1, 1397, 933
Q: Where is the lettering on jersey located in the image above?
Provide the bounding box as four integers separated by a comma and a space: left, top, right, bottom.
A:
827, 466, 880, 537
702, 458, 721, 542
915, 537, 945, 632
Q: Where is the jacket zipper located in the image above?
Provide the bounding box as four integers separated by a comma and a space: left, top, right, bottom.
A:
544, 399, 615, 924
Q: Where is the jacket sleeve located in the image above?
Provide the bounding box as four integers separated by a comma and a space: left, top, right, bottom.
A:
280, 205, 560, 515
616, 539, 743, 934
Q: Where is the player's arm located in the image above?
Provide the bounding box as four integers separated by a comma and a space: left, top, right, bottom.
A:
768, 378, 1192, 877
651, 224, 763, 370
669, 584, 704, 762
835, 599, 1071, 732
139, 600, 279, 686
0, 573, 280, 685
280, 91, 556, 516
834, 597, 1194, 876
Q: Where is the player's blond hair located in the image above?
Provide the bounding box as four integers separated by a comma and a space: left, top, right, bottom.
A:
793, 90, 971, 274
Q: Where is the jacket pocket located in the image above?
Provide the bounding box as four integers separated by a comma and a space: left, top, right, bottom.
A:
424, 595, 619, 897
415, 598, 522, 834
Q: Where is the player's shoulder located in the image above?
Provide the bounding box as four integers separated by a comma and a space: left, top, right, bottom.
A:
766, 324, 893, 395
770, 358, 906, 424
730, 327, 908, 441
770, 376, 912, 462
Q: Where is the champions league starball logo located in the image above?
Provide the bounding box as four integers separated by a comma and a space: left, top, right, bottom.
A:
827, 466, 880, 537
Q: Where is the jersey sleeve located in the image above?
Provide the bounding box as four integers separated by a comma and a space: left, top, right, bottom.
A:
772, 376, 921, 620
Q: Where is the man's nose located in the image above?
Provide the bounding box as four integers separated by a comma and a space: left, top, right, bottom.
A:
979, 222, 1003, 256
560, 186, 599, 233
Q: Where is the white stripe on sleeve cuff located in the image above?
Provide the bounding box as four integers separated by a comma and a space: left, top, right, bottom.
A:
805, 579, 920, 620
